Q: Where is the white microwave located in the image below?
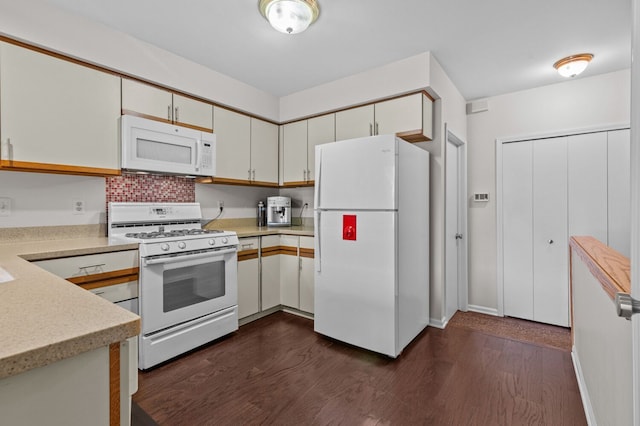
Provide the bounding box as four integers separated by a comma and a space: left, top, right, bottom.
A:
121, 115, 215, 177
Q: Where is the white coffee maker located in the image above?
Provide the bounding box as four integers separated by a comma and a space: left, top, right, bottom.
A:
267, 196, 291, 226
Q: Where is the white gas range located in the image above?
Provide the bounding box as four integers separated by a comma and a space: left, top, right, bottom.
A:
108, 202, 239, 370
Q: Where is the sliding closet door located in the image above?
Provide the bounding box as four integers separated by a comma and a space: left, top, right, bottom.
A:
503, 141, 533, 320
608, 129, 631, 256
533, 137, 569, 326
568, 132, 608, 243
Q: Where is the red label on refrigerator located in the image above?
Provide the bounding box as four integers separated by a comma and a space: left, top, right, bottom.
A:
343, 215, 357, 240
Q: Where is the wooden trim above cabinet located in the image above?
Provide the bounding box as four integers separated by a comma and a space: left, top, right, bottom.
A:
0, 159, 121, 177
67, 267, 139, 290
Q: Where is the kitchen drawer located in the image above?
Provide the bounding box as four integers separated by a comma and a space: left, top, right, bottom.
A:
238, 237, 259, 261
299, 236, 314, 250
34, 250, 139, 278
90, 280, 138, 304
238, 237, 259, 252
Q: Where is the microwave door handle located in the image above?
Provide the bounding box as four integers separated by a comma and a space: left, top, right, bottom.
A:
195, 139, 202, 171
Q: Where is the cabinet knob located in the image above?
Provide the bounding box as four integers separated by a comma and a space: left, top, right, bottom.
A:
548, 239, 554, 244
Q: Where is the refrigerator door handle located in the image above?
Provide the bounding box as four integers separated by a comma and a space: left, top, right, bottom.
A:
314, 149, 322, 208
315, 210, 321, 273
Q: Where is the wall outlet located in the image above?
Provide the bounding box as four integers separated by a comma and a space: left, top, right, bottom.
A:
72, 199, 85, 215
218, 200, 224, 209
0, 197, 11, 216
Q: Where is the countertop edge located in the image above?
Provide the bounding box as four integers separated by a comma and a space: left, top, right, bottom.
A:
0, 238, 141, 379
570, 236, 631, 300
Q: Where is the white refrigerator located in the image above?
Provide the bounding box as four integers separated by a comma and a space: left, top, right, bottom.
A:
314, 134, 430, 357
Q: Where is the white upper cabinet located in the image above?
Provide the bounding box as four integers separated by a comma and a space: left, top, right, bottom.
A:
307, 114, 336, 182
0, 41, 121, 175
375, 93, 433, 141
213, 106, 251, 182
335, 104, 374, 141
122, 79, 213, 131
334, 93, 433, 143
282, 120, 309, 184
250, 118, 279, 185
282, 113, 335, 185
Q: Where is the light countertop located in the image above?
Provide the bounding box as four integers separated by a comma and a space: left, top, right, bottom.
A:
204, 218, 314, 238
0, 236, 140, 379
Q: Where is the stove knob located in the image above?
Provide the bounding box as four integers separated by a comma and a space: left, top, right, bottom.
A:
178, 241, 186, 249
222, 237, 229, 244
160, 243, 170, 252
208, 239, 216, 246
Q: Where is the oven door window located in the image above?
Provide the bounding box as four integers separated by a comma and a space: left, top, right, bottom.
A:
163, 260, 225, 312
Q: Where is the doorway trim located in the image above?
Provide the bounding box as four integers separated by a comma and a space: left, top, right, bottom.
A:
443, 125, 468, 325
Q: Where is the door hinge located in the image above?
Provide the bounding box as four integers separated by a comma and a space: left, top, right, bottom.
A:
615, 293, 640, 320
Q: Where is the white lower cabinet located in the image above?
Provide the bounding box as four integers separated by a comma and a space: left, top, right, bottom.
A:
280, 235, 300, 309
299, 236, 315, 314
237, 234, 315, 320
237, 237, 260, 319
261, 235, 281, 310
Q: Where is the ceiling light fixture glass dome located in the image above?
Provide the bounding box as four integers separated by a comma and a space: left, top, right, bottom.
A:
259, 0, 320, 34
553, 53, 594, 78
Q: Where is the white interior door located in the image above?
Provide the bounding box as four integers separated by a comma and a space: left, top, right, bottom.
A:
532, 137, 569, 326
502, 141, 534, 320
445, 131, 467, 321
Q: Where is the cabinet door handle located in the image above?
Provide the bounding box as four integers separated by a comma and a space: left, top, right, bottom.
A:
369, 123, 373, 136
548, 239, 554, 244
168, 105, 172, 121
375, 122, 379, 135
252, 169, 256, 181
303, 169, 307, 181
248, 169, 252, 180
175, 106, 179, 122
307, 169, 311, 181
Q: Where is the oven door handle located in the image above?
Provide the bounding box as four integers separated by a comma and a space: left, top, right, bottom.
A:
143, 248, 237, 266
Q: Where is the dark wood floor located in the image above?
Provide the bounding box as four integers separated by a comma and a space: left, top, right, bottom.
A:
133, 312, 586, 425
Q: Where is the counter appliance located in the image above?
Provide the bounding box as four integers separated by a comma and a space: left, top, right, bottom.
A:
108, 202, 238, 369
314, 135, 430, 357
267, 196, 291, 226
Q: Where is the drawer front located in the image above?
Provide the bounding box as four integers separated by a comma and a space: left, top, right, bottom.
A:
238, 237, 259, 261
34, 250, 139, 278
299, 236, 314, 249
261, 235, 280, 248
90, 280, 138, 303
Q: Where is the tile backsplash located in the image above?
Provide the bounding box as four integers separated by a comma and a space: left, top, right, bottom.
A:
106, 174, 195, 206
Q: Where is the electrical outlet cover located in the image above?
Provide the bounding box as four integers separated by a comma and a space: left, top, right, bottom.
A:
72, 199, 85, 215
0, 197, 11, 216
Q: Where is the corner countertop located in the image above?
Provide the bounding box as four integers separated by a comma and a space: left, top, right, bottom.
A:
0, 236, 140, 379
204, 220, 314, 238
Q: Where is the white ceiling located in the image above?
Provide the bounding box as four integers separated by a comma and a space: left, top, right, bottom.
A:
45, 0, 632, 101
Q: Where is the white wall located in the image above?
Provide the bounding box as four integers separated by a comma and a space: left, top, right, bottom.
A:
0, 0, 279, 121
196, 184, 276, 221
279, 53, 431, 122
419, 58, 467, 325
0, 171, 105, 227
467, 69, 631, 311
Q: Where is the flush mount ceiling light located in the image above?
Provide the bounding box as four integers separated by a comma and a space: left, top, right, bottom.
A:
553, 53, 594, 78
259, 0, 320, 34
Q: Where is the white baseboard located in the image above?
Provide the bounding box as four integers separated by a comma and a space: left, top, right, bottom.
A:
429, 317, 448, 329
571, 347, 596, 426
468, 305, 500, 316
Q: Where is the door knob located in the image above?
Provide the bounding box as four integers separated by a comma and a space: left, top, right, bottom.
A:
615, 293, 640, 320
